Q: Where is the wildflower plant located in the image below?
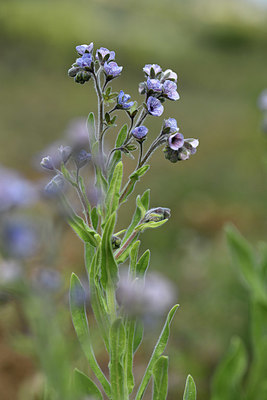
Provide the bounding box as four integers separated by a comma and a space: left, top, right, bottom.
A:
41, 43, 199, 399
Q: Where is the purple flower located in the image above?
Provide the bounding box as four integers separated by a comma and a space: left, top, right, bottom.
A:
104, 61, 123, 78
163, 118, 179, 134
40, 156, 54, 170
58, 145, 72, 164
163, 80, 180, 101
162, 69, 177, 82
0, 167, 38, 213
143, 64, 162, 77
168, 132, 184, 150
183, 138, 199, 155
76, 54, 93, 68
74, 149, 91, 168
1, 217, 39, 259
96, 47, 115, 63
147, 78, 162, 92
117, 90, 134, 109
147, 96, 164, 117
258, 89, 267, 111
132, 126, 148, 140
76, 43, 94, 55
44, 174, 65, 197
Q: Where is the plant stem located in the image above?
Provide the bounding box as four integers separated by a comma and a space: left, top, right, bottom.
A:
75, 168, 92, 228
115, 230, 138, 260
106, 282, 116, 323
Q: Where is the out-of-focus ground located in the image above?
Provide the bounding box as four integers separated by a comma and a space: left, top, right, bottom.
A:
1, 0, 267, 399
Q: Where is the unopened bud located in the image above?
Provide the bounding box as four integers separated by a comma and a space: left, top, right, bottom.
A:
144, 207, 171, 223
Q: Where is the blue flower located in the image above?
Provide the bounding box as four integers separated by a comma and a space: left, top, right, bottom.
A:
76, 54, 93, 68
163, 118, 179, 134
104, 61, 123, 78
76, 43, 94, 55
143, 64, 162, 77
132, 126, 148, 140
147, 78, 162, 92
117, 90, 134, 109
96, 47, 115, 63
168, 132, 184, 150
163, 80, 180, 101
147, 96, 164, 117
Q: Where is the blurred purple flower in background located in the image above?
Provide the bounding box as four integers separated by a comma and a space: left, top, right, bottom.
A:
117, 270, 177, 318
0, 166, 38, 213
1, 217, 39, 259
147, 96, 164, 116
258, 89, 267, 111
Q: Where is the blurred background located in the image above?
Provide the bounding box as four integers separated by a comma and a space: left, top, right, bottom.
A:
1, 0, 267, 399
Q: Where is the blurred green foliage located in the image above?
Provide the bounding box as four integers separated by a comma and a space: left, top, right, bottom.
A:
1, 0, 267, 399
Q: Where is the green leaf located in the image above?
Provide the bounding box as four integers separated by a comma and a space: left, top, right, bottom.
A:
87, 112, 96, 144
108, 124, 128, 183
122, 190, 150, 245
67, 214, 98, 247
130, 165, 150, 181
152, 356, 169, 400
91, 207, 99, 231
136, 219, 168, 232
73, 368, 103, 399
226, 224, 267, 304
136, 249, 150, 277
109, 319, 126, 400
87, 247, 110, 350
120, 166, 150, 204
135, 304, 179, 400
129, 240, 140, 277
125, 319, 136, 395
69, 273, 111, 397
105, 161, 123, 221
211, 336, 247, 400
133, 320, 144, 353
183, 375, 197, 400
101, 213, 119, 289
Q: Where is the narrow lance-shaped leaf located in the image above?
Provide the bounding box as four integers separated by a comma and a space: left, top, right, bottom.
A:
108, 124, 128, 182
120, 165, 150, 204
133, 320, 144, 353
87, 112, 96, 145
135, 304, 179, 400
136, 249, 150, 278
125, 319, 136, 395
91, 207, 99, 231
129, 240, 141, 277
226, 224, 267, 304
73, 368, 103, 400
109, 319, 126, 400
122, 189, 150, 245
87, 246, 110, 350
152, 356, 169, 400
211, 336, 247, 400
69, 273, 111, 397
183, 375, 197, 400
105, 161, 123, 222
100, 212, 119, 289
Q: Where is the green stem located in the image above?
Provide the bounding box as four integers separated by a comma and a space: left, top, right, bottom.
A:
106, 281, 117, 323
115, 230, 138, 260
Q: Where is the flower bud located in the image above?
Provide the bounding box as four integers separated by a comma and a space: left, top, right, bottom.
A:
132, 126, 148, 141
112, 235, 121, 249
40, 156, 54, 170
73, 149, 91, 168
58, 145, 72, 164
144, 207, 171, 223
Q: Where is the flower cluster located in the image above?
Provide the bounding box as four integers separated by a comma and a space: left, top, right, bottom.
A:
139, 64, 180, 117
68, 43, 123, 84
